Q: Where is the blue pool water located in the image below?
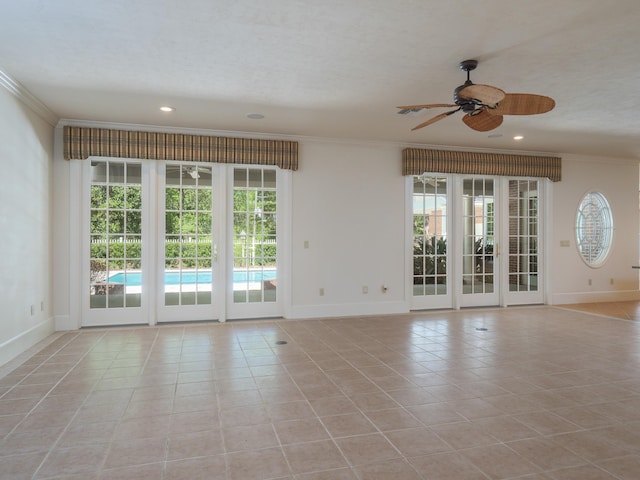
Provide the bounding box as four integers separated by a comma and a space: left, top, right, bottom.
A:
108, 269, 276, 286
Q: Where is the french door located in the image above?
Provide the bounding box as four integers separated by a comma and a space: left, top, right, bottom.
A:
410, 174, 544, 310
503, 179, 542, 306
84, 159, 151, 326
156, 162, 220, 323
82, 158, 285, 327
459, 177, 499, 307
411, 174, 452, 309
226, 167, 282, 320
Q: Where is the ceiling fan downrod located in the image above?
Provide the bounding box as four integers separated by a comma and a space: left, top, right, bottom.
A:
454, 60, 480, 112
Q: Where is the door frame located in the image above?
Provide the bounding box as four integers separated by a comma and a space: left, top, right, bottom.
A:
408, 173, 547, 311
75, 158, 290, 327
224, 166, 291, 320
79, 157, 153, 327
406, 174, 454, 310
500, 177, 547, 307
155, 161, 225, 324
456, 175, 501, 308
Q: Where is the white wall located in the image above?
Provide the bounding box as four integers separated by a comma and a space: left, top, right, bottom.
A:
550, 154, 639, 304
289, 140, 408, 318
0, 86, 55, 366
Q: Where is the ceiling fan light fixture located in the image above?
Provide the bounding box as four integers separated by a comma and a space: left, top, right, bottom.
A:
185, 167, 200, 179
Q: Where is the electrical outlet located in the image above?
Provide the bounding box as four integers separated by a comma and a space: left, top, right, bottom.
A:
362, 286, 368, 294
304, 240, 309, 249
40, 301, 44, 311
30, 305, 35, 316
610, 278, 614, 285
588, 279, 592, 286
319, 287, 324, 296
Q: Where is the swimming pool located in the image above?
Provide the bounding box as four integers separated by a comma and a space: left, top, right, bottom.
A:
108, 269, 276, 286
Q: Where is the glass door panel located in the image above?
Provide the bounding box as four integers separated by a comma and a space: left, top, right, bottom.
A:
505, 179, 543, 305
158, 163, 218, 322
232, 168, 277, 303
84, 159, 146, 326
461, 177, 499, 306
411, 174, 451, 309
228, 167, 280, 319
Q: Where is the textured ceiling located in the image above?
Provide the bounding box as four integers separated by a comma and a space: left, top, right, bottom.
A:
1, 0, 640, 158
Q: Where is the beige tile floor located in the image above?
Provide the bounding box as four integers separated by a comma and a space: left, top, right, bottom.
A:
2, 305, 640, 479
559, 300, 640, 322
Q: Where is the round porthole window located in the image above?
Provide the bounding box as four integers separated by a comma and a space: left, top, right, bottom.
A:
575, 192, 613, 267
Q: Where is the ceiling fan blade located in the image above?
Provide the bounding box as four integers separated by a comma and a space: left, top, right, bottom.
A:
487, 93, 555, 115
397, 103, 457, 113
457, 84, 506, 105
411, 109, 460, 131
462, 109, 504, 132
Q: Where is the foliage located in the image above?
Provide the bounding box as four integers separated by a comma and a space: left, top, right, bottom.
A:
232, 186, 277, 267
91, 185, 143, 234
413, 214, 446, 284
90, 169, 278, 272
413, 235, 447, 284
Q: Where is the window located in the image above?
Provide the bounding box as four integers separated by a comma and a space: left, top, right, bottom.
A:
576, 192, 613, 267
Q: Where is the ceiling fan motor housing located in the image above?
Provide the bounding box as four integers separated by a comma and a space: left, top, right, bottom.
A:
454, 82, 478, 112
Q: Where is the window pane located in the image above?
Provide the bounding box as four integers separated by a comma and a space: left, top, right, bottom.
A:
163, 163, 215, 307
89, 160, 142, 310
233, 168, 277, 304
197, 189, 212, 210
576, 192, 613, 266
126, 186, 142, 209
413, 175, 447, 297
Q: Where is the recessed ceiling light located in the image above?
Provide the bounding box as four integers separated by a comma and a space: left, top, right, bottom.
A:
247, 113, 265, 120
513, 135, 524, 140
160, 106, 175, 112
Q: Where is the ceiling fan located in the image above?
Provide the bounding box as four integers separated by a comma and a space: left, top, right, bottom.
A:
397, 59, 555, 132
166, 165, 212, 179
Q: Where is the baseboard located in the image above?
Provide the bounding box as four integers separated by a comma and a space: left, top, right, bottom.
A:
0, 317, 55, 368
288, 300, 408, 319
551, 290, 640, 305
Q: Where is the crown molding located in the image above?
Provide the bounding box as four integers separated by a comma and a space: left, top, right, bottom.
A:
0, 68, 58, 126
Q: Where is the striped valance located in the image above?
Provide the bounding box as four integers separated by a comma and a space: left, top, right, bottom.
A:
63, 126, 299, 170
403, 148, 561, 182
